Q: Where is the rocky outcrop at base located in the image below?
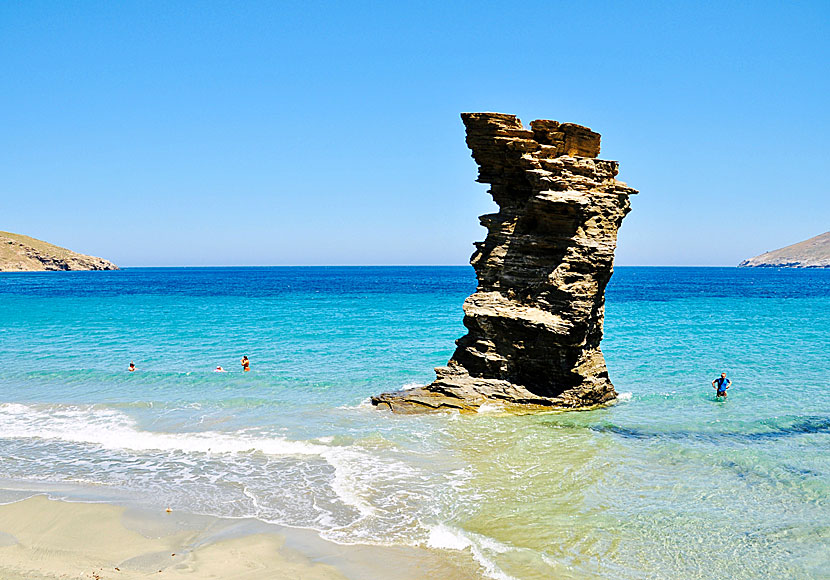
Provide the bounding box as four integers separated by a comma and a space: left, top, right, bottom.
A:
738, 231, 830, 268
373, 113, 637, 413
0, 231, 118, 271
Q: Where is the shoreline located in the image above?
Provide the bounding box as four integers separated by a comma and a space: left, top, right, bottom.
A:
0, 491, 483, 580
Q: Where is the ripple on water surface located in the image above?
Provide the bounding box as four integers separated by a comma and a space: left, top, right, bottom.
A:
0, 267, 828, 579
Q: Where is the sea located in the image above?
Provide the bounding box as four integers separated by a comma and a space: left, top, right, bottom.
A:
0, 266, 828, 579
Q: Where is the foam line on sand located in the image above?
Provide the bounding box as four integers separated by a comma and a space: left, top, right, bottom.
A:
0, 495, 481, 580
0, 495, 343, 580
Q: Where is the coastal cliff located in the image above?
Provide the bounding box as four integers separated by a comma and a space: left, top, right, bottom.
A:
373, 113, 637, 413
0, 231, 118, 271
739, 231, 830, 268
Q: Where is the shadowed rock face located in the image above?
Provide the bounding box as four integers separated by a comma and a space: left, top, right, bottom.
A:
372, 113, 637, 413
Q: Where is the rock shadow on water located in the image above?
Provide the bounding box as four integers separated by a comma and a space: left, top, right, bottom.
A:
587, 415, 830, 444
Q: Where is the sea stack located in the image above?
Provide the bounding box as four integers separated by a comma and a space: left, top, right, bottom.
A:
373, 113, 638, 413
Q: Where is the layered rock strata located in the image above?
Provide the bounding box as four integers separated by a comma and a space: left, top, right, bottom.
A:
0, 231, 118, 271
372, 113, 637, 413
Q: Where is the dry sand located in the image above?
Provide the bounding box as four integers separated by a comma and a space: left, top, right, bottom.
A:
0, 495, 482, 580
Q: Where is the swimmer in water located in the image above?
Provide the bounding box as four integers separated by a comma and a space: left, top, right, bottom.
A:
241, 355, 250, 372
215, 366, 227, 372
712, 372, 731, 398
128, 362, 136, 372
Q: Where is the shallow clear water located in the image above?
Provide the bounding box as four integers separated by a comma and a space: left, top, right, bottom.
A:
0, 266, 828, 579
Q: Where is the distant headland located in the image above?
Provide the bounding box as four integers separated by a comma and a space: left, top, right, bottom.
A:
0, 231, 118, 271
739, 231, 830, 269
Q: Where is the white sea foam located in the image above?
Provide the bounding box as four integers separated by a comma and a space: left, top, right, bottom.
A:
426, 524, 518, 580
322, 448, 378, 518
400, 382, 425, 390
336, 397, 373, 410
0, 402, 385, 520
427, 524, 472, 550
241, 485, 263, 514
336, 383, 424, 411
0, 403, 323, 456
0, 402, 474, 564
617, 392, 633, 401
476, 402, 505, 414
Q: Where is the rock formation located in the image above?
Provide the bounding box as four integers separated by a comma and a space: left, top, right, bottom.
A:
373, 113, 637, 413
738, 231, 830, 268
0, 231, 118, 271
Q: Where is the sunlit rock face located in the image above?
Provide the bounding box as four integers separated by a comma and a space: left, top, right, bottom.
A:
373, 113, 637, 413
738, 231, 830, 268
0, 231, 118, 272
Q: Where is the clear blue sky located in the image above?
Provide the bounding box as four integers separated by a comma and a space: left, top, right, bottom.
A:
1, 1, 828, 266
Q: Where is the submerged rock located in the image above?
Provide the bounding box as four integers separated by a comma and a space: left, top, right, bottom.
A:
373, 113, 637, 413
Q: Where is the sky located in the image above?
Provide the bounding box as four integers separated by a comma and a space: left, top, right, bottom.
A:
1, 1, 828, 266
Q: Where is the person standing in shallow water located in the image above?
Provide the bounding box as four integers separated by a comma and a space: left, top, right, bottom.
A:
128, 362, 136, 372
241, 355, 250, 372
712, 372, 731, 398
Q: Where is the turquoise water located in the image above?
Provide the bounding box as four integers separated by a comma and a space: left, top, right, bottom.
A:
0, 267, 828, 579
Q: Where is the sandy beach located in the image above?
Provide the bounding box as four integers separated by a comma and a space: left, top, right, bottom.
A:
0, 495, 482, 580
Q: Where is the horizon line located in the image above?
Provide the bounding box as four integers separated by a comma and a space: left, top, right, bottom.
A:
113, 263, 742, 268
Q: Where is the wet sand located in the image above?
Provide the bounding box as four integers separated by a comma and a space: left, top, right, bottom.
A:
0, 495, 482, 580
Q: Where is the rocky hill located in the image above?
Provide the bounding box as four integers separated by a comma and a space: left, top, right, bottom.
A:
739, 231, 830, 268
0, 231, 118, 271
